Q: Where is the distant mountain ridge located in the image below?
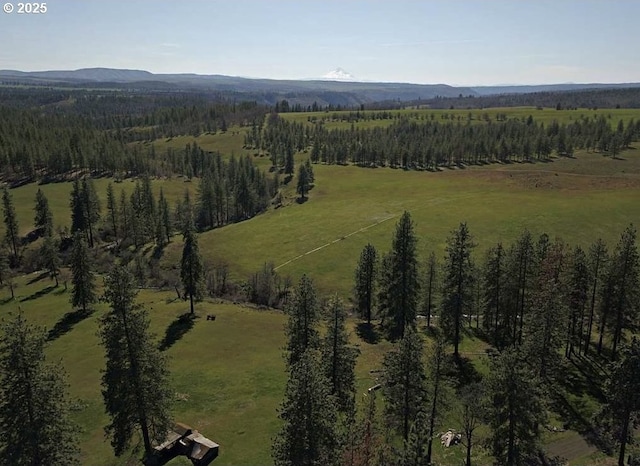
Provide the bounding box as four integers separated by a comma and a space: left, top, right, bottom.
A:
1, 67, 639, 106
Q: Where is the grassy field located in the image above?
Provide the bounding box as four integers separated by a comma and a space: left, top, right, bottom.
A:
280, 106, 640, 130
153, 147, 640, 297
2, 110, 640, 464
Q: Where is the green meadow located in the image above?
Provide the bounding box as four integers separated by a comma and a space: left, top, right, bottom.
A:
2, 109, 640, 465
280, 106, 640, 130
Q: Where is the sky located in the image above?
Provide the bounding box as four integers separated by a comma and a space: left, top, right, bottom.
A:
1, 0, 639, 86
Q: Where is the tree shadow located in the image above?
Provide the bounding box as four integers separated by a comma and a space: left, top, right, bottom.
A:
446, 355, 483, 389
159, 313, 197, 351
27, 271, 50, 285
356, 322, 381, 345
547, 386, 610, 454
295, 197, 308, 204
556, 354, 607, 402
20, 285, 56, 302
152, 245, 166, 260
545, 354, 611, 454
47, 308, 95, 342
0, 296, 14, 305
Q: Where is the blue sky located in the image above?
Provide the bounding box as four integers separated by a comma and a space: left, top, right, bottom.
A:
1, 0, 638, 86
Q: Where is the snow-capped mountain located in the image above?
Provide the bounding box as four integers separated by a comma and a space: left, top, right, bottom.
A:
322, 68, 357, 81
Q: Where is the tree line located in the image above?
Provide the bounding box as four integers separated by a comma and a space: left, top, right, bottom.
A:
0, 89, 267, 181
256, 113, 639, 169
274, 213, 640, 465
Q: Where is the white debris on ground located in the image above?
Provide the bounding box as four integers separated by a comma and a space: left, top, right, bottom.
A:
440, 429, 462, 447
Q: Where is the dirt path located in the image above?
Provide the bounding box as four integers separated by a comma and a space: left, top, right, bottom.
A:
274, 214, 397, 271
274, 193, 478, 271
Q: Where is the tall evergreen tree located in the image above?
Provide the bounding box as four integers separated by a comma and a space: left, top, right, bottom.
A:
284, 147, 294, 178
566, 246, 590, 357
505, 230, 534, 347
100, 266, 173, 457
180, 222, 204, 315
40, 234, 61, 287
421, 251, 438, 328
483, 243, 506, 347
322, 295, 357, 416
382, 329, 427, 441
354, 243, 378, 325
158, 188, 172, 245
70, 232, 96, 312
400, 409, 430, 466
285, 275, 320, 366
345, 393, 385, 466
304, 158, 315, 184
425, 334, 449, 464
34, 188, 53, 237
524, 240, 567, 380
0, 312, 79, 465
585, 239, 607, 355
2, 187, 19, 264
296, 163, 311, 200
609, 225, 640, 359
600, 337, 640, 466
69, 179, 87, 238
440, 222, 476, 357
0, 248, 8, 286
82, 178, 101, 248
272, 350, 339, 466
486, 348, 545, 466
106, 182, 118, 244
379, 212, 420, 340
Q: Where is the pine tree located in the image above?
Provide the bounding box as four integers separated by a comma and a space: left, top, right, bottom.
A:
345, 393, 384, 466
524, 240, 567, 379
158, 188, 172, 244
379, 212, 420, 340
486, 348, 545, 466
505, 230, 535, 347
400, 409, 430, 466
441, 222, 476, 357
284, 147, 294, 178
425, 334, 449, 464
82, 178, 101, 248
609, 225, 640, 359
296, 163, 310, 200
304, 158, 315, 183
585, 239, 607, 355
0, 312, 79, 465
566, 246, 590, 357
354, 243, 378, 325
421, 251, 438, 328
483, 243, 506, 347
100, 266, 173, 457
106, 182, 118, 244
34, 188, 53, 237
70, 232, 96, 313
272, 350, 339, 466
180, 222, 204, 315
600, 337, 640, 466
70, 179, 87, 237
0, 248, 8, 285
322, 295, 357, 416
382, 329, 427, 441
40, 234, 61, 287
285, 275, 320, 366
2, 187, 19, 264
